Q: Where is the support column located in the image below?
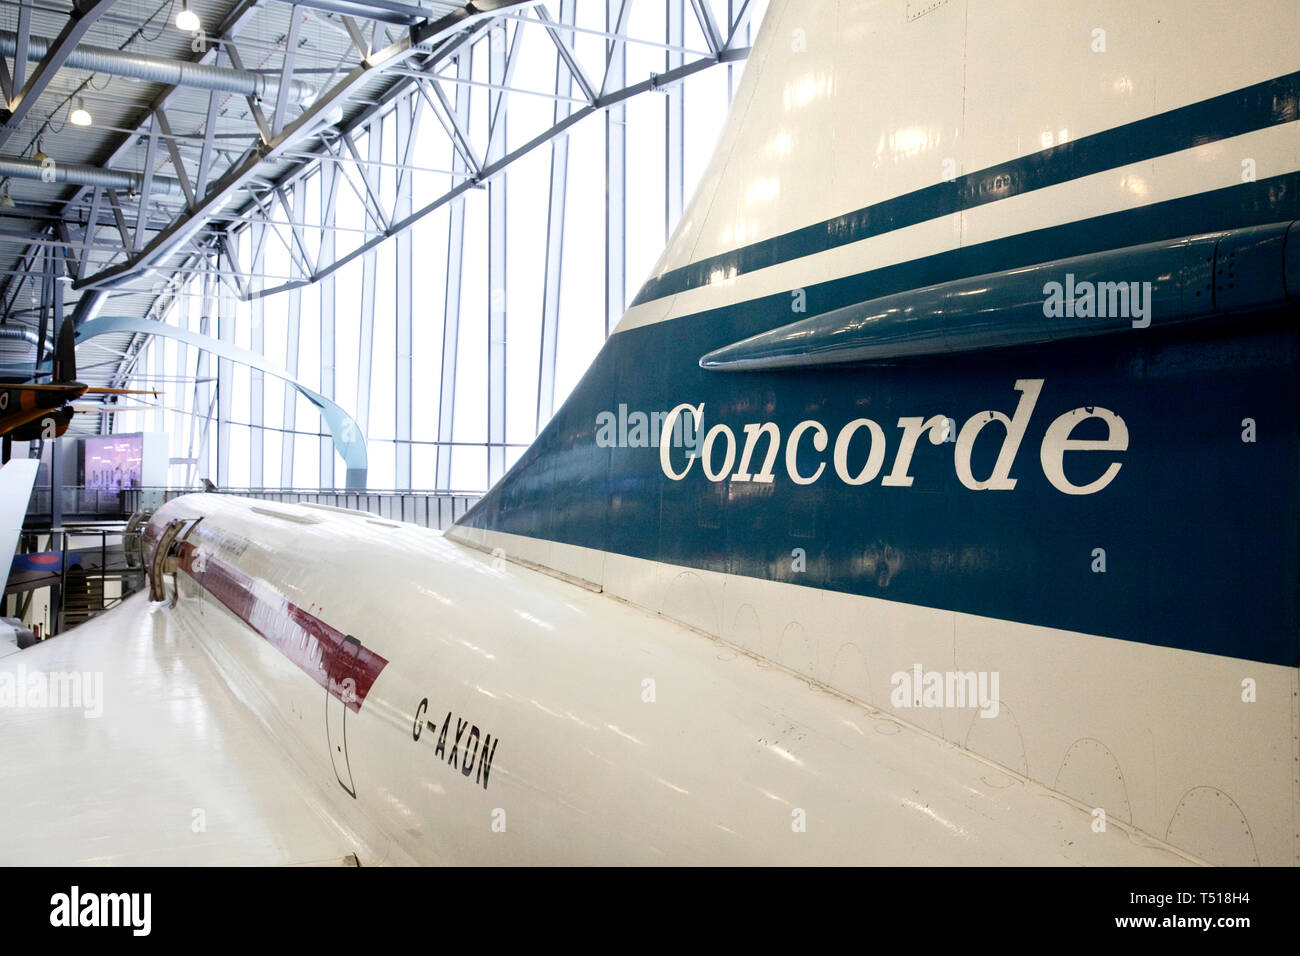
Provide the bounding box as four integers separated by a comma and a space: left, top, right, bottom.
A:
250, 225, 265, 487
189, 270, 216, 485
281, 180, 306, 486
394, 95, 417, 490
281, 283, 302, 486
352, 130, 381, 488
436, 47, 473, 490
605, 0, 629, 336
215, 259, 235, 486
537, 0, 577, 432
319, 165, 339, 487
666, 0, 686, 240
487, 23, 508, 486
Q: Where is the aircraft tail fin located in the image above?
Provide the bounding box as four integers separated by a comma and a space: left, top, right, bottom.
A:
52, 322, 76, 384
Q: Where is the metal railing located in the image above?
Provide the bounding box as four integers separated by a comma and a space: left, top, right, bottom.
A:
26, 486, 133, 519
120, 488, 481, 531
23, 485, 481, 531
56, 526, 149, 632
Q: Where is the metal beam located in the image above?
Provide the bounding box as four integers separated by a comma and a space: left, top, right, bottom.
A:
249, 226, 265, 487
195, 90, 222, 200
222, 42, 275, 145
0, 239, 39, 319
417, 76, 483, 179
534, 4, 597, 104
75, 0, 534, 291
188, 271, 216, 485
319, 163, 339, 487
604, 0, 630, 336
272, 7, 307, 137
274, 184, 318, 274
666, 0, 685, 239
689, 0, 724, 57
57, 0, 260, 212
35, 243, 51, 368
11, 0, 31, 108
500, 8, 709, 54
725, 0, 756, 50
353, 127, 380, 455
72, 0, 757, 490
246, 188, 313, 278
342, 16, 371, 59
0, 0, 118, 149
134, 115, 162, 252
0, 50, 11, 105
249, 45, 750, 300
536, 0, 575, 431
103, 189, 132, 250
341, 131, 393, 231
51, 245, 63, 341
394, 94, 414, 490
487, 21, 507, 486
435, 47, 472, 490
280, 233, 303, 486
216, 267, 235, 485
269, 0, 432, 27
219, 235, 248, 298
153, 109, 198, 210
54, 221, 80, 280
485, 19, 523, 157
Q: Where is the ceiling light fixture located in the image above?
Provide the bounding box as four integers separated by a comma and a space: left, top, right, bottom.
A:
33, 139, 49, 163
0, 181, 14, 209
176, 1, 201, 32
69, 97, 92, 126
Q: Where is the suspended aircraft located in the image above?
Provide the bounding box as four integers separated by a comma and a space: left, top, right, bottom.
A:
0, 323, 156, 445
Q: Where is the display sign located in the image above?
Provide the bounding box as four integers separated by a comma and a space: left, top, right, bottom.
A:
83, 434, 143, 493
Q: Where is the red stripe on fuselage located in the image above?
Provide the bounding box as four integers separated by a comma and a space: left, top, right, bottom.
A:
175, 539, 388, 712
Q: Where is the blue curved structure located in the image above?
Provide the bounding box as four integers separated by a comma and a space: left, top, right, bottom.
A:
76, 316, 368, 489
699, 221, 1300, 370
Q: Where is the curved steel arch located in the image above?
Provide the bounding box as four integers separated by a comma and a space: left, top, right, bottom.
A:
77, 316, 368, 489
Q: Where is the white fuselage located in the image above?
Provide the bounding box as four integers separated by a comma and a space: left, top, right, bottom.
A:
145, 493, 1191, 865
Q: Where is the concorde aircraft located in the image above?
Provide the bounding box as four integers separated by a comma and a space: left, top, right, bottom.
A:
0, 0, 1297, 865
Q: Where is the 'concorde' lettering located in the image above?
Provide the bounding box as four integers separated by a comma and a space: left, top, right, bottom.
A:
658, 379, 1128, 496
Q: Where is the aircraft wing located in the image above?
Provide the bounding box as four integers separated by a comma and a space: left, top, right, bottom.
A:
0, 459, 39, 587
0, 593, 365, 866
0, 396, 75, 437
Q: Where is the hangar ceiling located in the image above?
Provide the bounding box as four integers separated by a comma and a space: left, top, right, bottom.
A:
0, 0, 756, 462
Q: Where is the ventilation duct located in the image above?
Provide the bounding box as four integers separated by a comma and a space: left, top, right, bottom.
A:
0, 326, 41, 348
0, 31, 316, 105
0, 156, 187, 203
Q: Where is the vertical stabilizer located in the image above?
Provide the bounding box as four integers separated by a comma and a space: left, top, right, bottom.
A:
52, 321, 76, 384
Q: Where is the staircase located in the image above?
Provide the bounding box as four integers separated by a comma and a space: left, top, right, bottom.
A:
61, 574, 106, 629
46, 528, 147, 633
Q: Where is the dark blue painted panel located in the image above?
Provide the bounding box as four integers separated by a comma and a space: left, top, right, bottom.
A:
460, 182, 1300, 668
